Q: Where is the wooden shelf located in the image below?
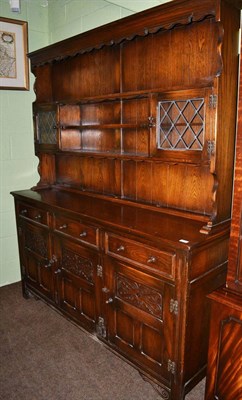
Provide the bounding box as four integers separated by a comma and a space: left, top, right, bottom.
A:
57, 149, 149, 159
60, 123, 150, 130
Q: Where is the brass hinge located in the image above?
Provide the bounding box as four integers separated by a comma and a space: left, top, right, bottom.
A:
96, 316, 106, 338
148, 116, 156, 128
209, 94, 217, 109
168, 359, 176, 375
45, 254, 57, 269
97, 264, 103, 277
170, 299, 178, 315
207, 140, 215, 157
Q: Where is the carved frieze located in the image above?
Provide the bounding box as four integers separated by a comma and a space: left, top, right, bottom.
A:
116, 275, 163, 319
62, 248, 94, 283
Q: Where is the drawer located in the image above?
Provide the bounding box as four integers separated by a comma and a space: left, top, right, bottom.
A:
18, 203, 48, 226
54, 215, 99, 248
105, 233, 175, 280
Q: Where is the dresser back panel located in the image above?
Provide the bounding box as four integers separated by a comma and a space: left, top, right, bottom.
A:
55, 155, 214, 214
47, 18, 221, 103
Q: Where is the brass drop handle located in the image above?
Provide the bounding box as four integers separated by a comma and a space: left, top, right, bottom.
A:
34, 214, 42, 220
106, 298, 113, 304
117, 245, 125, 252
79, 231, 87, 237
59, 224, 68, 229
20, 209, 27, 215
147, 256, 156, 264
54, 268, 61, 275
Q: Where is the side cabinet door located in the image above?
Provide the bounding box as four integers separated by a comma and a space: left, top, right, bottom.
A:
104, 257, 175, 388
20, 221, 54, 300
54, 236, 99, 332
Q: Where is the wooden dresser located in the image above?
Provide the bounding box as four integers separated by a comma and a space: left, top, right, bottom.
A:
11, 1, 241, 399
205, 32, 242, 400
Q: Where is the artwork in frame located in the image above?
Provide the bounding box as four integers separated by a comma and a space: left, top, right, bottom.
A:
0, 17, 29, 90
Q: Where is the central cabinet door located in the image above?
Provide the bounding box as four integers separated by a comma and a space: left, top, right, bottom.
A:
54, 237, 99, 332
104, 256, 176, 384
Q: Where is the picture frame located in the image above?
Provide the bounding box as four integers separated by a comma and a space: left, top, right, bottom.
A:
0, 17, 29, 90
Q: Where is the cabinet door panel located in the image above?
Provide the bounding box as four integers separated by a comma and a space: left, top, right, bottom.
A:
21, 222, 54, 299
33, 103, 58, 152
150, 88, 216, 165
59, 273, 96, 324
25, 251, 53, 297
25, 251, 39, 284
205, 292, 242, 400
105, 257, 175, 383
55, 237, 98, 331
24, 222, 49, 259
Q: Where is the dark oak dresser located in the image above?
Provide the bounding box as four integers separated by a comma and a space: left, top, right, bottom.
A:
205, 34, 242, 400
11, 1, 241, 399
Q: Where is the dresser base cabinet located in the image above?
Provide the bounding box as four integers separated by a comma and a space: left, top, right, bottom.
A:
205, 289, 242, 400
12, 189, 229, 400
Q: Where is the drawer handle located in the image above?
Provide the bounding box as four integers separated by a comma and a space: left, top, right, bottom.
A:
80, 231, 87, 237
20, 209, 27, 215
34, 214, 42, 220
117, 245, 125, 252
106, 297, 113, 304
59, 224, 68, 230
147, 256, 157, 264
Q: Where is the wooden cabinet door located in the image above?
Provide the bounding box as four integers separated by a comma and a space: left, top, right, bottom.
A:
33, 103, 59, 152
104, 256, 176, 386
20, 221, 54, 300
150, 88, 216, 165
54, 236, 99, 332
205, 290, 242, 400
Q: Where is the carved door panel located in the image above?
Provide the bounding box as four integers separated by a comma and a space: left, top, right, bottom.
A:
104, 257, 176, 386
21, 221, 54, 299
54, 237, 99, 332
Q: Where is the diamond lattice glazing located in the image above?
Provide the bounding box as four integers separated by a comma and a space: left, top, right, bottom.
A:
157, 98, 205, 151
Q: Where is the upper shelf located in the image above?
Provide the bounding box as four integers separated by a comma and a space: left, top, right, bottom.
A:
33, 86, 215, 165
34, 86, 215, 107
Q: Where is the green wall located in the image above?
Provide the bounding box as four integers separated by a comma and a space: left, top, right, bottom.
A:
0, 0, 169, 286
0, 0, 48, 286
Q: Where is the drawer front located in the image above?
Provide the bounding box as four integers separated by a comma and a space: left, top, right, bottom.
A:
18, 203, 48, 226
105, 233, 175, 280
54, 215, 99, 247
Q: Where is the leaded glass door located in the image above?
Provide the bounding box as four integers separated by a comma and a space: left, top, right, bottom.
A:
33, 104, 59, 151
150, 88, 216, 164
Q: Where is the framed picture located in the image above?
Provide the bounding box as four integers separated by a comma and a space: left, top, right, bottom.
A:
0, 17, 29, 90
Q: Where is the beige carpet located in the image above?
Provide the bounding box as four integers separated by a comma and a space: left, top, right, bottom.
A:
0, 282, 205, 400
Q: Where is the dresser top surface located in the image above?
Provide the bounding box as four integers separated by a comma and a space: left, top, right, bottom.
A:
11, 188, 229, 250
